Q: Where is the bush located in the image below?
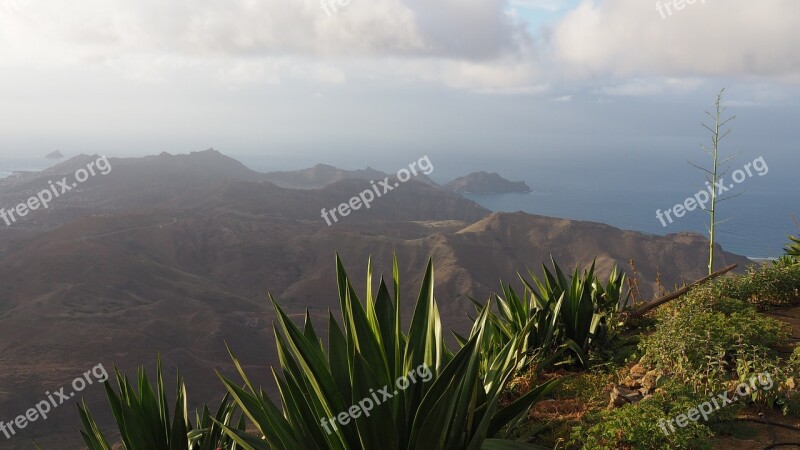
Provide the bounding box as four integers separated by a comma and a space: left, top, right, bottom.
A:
571, 380, 715, 450
553, 370, 615, 405
762, 347, 800, 415
638, 269, 800, 419
714, 263, 800, 307
638, 286, 789, 393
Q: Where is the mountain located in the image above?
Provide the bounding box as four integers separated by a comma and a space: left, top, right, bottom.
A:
45, 150, 64, 160
262, 163, 386, 189
444, 171, 531, 194
0, 150, 751, 448
262, 163, 438, 189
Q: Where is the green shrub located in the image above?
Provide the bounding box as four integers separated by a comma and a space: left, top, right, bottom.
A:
639, 286, 789, 393
761, 347, 800, 415
553, 370, 614, 405
571, 381, 715, 450
714, 263, 800, 307
790, 346, 800, 370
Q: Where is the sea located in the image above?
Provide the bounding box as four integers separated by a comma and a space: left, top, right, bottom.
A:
0, 157, 54, 178
449, 155, 796, 260
239, 150, 797, 259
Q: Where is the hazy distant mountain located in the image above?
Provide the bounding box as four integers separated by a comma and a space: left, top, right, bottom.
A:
0, 150, 751, 448
263, 163, 438, 189
445, 171, 531, 194
262, 163, 385, 189
45, 150, 63, 159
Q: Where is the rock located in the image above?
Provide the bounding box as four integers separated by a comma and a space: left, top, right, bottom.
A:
610, 386, 644, 407
629, 363, 647, 378
641, 370, 660, 393
623, 377, 643, 389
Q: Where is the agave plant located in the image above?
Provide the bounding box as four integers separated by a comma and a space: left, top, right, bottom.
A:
78, 360, 244, 450
468, 283, 564, 374
216, 256, 561, 449
516, 258, 626, 367
784, 235, 800, 263
592, 265, 631, 318
588, 265, 630, 351
514, 259, 588, 366
774, 256, 797, 267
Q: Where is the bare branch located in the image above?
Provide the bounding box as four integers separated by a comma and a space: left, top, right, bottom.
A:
701, 123, 716, 134
717, 191, 745, 202
688, 161, 713, 175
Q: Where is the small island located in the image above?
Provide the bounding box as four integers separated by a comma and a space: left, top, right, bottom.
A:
444, 171, 531, 194
45, 150, 64, 160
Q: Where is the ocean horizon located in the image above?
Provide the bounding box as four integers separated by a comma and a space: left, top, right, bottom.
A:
2, 152, 793, 260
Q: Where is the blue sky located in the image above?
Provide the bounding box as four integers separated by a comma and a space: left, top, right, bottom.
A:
509, 0, 583, 29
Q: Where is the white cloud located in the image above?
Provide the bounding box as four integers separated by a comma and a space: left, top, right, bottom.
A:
1, 0, 799, 96
0, 0, 540, 62
216, 60, 282, 85
439, 59, 543, 93
552, 0, 800, 82
0, 0, 544, 92
597, 77, 704, 97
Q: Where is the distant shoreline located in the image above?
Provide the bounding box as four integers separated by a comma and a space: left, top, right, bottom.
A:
0, 160, 54, 180
748, 257, 778, 264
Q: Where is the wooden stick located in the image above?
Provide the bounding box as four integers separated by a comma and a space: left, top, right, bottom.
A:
627, 264, 738, 318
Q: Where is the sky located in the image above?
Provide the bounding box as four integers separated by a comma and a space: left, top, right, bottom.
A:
0, 0, 799, 171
